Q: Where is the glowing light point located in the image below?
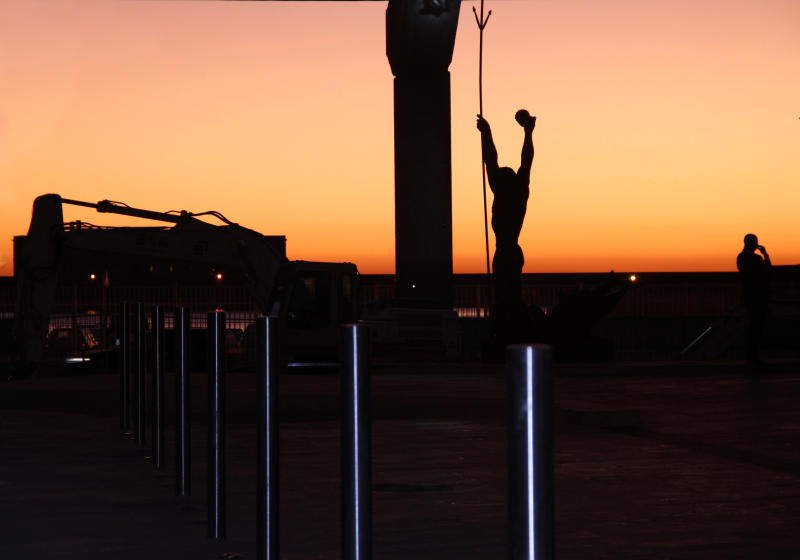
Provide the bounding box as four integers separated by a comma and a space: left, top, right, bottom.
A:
216, 273, 223, 280
629, 274, 638, 283
89, 273, 96, 280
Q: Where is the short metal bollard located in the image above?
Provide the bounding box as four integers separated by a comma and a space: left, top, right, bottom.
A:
175, 307, 191, 497
151, 305, 165, 469
120, 301, 130, 431
208, 310, 226, 540
507, 344, 554, 560
135, 302, 146, 445
340, 324, 372, 560
257, 316, 279, 560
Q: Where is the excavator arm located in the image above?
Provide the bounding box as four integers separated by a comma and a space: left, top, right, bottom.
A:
13, 193, 287, 374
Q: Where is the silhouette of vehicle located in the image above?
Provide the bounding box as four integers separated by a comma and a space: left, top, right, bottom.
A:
13, 194, 358, 375
43, 327, 98, 357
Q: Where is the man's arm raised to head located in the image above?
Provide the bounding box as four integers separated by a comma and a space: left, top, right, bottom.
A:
516, 110, 535, 181
758, 245, 771, 267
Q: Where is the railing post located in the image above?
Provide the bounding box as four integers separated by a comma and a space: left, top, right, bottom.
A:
257, 316, 279, 560
176, 307, 191, 497
135, 302, 145, 445
208, 310, 226, 540
340, 324, 371, 560
152, 305, 165, 469
120, 301, 130, 431
507, 344, 554, 560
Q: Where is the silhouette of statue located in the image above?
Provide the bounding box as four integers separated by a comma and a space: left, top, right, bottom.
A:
736, 233, 771, 367
477, 110, 535, 345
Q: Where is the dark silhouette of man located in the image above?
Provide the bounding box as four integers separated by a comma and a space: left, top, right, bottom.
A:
477, 110, 535, 343
736, 233, 771, 366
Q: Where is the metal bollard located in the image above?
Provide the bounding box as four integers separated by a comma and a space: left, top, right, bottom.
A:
340, 324, 372, 560
152, 305, 165, 469
120, 301, 130, 431
208, 310, 226, 540
135, 302, 146, 445
257, 317, 279, 560
175, 307, 191, 497
507, 344, 554, 560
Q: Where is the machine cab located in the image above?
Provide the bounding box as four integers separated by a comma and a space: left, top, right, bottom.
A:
270, 260, 359, 361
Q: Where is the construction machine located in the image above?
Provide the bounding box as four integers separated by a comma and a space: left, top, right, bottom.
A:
12, 194, 358, 375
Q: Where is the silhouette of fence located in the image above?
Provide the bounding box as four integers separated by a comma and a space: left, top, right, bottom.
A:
0, 272, 754, 321
3, 270, 797, 362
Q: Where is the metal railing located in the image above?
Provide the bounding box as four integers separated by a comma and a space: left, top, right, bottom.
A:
113, 300, 554, 559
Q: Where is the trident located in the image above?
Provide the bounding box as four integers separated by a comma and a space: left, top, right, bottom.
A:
474, 0, 492, 315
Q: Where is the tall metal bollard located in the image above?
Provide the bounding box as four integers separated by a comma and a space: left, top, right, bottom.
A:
135, 302, 146, 445
507, 344, 554, 560
340, 324, 372, 560
257, 317, 279, 560
152, 305, 165, 469
208, 310, 226, 540
120, 301, 130, 431
175, 307, 191, 497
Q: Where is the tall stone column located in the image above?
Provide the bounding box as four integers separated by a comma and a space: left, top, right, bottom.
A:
387, 0, 461, 307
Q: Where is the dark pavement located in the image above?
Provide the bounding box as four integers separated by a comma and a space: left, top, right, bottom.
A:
1, 360, 800, 559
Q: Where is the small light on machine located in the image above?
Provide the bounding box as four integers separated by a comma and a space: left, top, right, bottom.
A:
216, 272, 223, 281
89, 273, 96, 280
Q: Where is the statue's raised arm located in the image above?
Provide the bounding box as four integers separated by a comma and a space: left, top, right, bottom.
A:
515, 109, 535, 182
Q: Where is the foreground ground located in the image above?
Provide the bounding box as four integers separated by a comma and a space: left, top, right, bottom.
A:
1, 360, 799, 559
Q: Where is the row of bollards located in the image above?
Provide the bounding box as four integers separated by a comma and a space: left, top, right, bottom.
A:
118, 302, 192, 492
118, 304, 228, 540
117, 304, 553, 560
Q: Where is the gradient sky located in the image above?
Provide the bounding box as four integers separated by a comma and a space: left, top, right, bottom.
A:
1, 0, 798, 276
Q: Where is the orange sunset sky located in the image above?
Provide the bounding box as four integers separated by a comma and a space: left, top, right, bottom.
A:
1, 0, 798, 276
